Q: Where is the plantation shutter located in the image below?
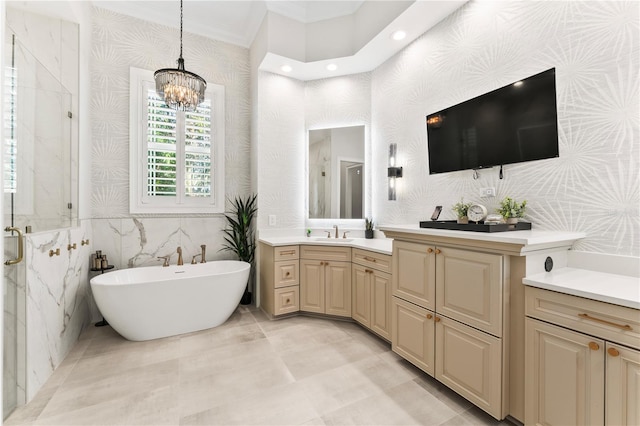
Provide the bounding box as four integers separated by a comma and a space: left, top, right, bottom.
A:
146, 89, 178, 197
184, 101, 212, 198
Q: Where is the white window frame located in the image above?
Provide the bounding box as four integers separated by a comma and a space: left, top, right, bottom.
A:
129, 67, 225, 214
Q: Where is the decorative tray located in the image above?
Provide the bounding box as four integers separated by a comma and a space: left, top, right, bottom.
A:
419, 220, 532, 233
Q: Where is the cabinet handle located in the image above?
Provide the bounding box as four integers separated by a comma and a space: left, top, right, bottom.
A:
427, 248, 433, 253
364, 256, 377, 262
608, 347, 620, 357
434, 316, 441, 322
588, 342, 600, 351
280, 250, 296, 255
578, 313, 633, 331
426, 313, 433, 319
435, 248, 441, 254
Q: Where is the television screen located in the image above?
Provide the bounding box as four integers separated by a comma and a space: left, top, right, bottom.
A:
426, 68, 559, 174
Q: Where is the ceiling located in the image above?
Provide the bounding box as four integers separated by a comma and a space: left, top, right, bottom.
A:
92, 0, 467, 80
92, 1, 368, 48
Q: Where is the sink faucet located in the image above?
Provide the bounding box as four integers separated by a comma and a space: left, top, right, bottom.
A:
176, 246, 183, 266
333, 225, 339, 239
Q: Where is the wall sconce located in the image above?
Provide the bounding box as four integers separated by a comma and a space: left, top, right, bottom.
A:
388, 143, 403, 200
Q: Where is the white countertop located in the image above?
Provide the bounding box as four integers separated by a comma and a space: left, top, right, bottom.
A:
524, 268, 640, 310
258, 236, 393, 255
379, 224, 585, 252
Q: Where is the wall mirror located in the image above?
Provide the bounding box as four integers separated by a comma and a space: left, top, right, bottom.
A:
308, 125, 364, 219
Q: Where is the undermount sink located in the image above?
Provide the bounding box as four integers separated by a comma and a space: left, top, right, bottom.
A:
311, 238, 354, 243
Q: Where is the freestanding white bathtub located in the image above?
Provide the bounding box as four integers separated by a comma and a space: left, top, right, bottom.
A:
90, 261, 250, 341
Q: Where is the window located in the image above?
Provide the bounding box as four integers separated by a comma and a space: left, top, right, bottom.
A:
129, 67, 225, 214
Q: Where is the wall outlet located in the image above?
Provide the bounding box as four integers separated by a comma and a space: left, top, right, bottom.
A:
268, 215, 276, 226
480, 187, 496, 197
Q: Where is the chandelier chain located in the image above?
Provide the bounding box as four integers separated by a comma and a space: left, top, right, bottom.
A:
179, 0, 183, 58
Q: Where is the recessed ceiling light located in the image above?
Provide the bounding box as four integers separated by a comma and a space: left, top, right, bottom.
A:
513, 81, 523, 87
327, 64, 337, 71
281, 65, 292, 73
391, 30, 407, 41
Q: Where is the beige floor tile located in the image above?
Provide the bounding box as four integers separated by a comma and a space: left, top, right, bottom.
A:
38, 359, 179, 419
180, 382, 319, 426
178, 354, 295, 418
280, 336, 380, 380
34, 385, 180, 426
439, 405, 509, 425
8, 312, 507, 426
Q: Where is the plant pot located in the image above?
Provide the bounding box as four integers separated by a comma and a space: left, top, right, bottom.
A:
365, 230, 374, 239
240, 285, 252, 305
506, 217, 518, 225
457, 216, 469, 224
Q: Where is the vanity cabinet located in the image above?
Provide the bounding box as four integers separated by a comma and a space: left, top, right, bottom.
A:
391, 239, 507, 419
525, 286, 640, 426
351, 248, 392, 340
259, 244, 300, 316
300, 245, 351, 317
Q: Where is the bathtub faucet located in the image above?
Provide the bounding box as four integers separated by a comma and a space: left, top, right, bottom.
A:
191, 254, 202, 264
157, 254, 171, 267
176, 246, 183, 266
200, 244, 206, 263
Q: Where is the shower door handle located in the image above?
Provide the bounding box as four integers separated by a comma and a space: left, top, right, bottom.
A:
4, 226, 24, 265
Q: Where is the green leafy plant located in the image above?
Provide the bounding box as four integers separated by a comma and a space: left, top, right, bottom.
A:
497, 196, 527, 219
221, 194, 258, 264
452, 199, 471, 218
365, 217, 374, 231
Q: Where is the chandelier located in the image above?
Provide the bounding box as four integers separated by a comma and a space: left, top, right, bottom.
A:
154, 0, 206, 112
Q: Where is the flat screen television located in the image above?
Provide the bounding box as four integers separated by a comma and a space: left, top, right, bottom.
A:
426, 68, 559, 174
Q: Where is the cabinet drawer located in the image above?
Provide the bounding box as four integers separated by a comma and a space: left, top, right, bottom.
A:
274, 261, 299, 288
301, 245, 351, 262
525, 286, 640, 350
274, 286, 299, 315
352, 248, 391, 274
274, 245, 299, 262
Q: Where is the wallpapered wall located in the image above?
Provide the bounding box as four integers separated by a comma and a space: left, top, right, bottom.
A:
90, 7, 252, 267
255, 1, 638, 256
370, 0, 638, 256
255, 71, 372, 230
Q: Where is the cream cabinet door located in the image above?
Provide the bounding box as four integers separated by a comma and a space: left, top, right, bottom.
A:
371, 269, 391, 340
325, 261, 351, 317
393, 240, 435, 310
300, 259, 325, 313
436, 315, 503, 419
606, 343, 640, 426
525, 318, 605, 426
435, 246, 503, 337
352, 264, 370, 327
392, 296, 435, 376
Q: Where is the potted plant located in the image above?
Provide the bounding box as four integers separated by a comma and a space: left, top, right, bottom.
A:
221, 194, 257, 305
497, 196, 527, 224
452, 199, 471, 224
365, 217, 374, 239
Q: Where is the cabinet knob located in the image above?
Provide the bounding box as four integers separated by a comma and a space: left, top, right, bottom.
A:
434, 316, 441, 322
435, 249, 441, 255
608, 347, 620, 357
285, 272, 290, 276
426, 313, 433, 319
285, 298, 290, 304
427, 248, 433, 253
588, 342, 600, 351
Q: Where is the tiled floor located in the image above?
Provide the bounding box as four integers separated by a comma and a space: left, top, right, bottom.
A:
6, 306, 512, 425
